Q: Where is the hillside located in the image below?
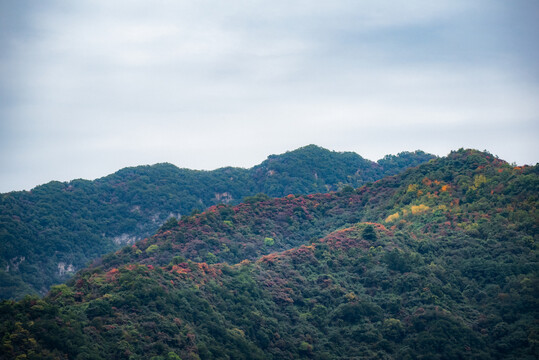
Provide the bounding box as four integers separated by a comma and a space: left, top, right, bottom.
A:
0, 149, 536, 359
0, 145, 434, 299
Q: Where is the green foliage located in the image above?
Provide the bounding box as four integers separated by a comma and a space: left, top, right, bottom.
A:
362, 225, 377, 241
205, 252, 218, 264
243, 193, 270, 203
0, 149, 536, 359
145, 245, 159, 254
160, 217, 179, 232
383, 249, 421, 273
0, 146, 435, 299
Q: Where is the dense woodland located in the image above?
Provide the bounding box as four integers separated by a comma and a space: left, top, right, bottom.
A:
0, 145, 434, 299
0, 149, 537, 359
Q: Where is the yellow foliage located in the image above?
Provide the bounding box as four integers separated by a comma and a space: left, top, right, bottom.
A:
411, 204, 430, 214
228, 328, 245, 337
407, 184, 418, 193
441, 185, 449, 192
385, 212, 400, 223
475, 174, 487, 186
470, 174, 487, 190
345, 292, 358, 302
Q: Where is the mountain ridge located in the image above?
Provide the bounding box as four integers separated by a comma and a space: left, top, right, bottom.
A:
0, 145, 435, 299
96, 148, 535, 272
0, 148, 536, 359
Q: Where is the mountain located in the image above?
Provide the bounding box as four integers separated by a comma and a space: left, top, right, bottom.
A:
0, 149, 536, 359
0, 146, 434, 299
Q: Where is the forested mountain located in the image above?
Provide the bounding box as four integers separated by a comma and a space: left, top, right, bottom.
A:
0, 149, 536, 359
0, 145, 434, 299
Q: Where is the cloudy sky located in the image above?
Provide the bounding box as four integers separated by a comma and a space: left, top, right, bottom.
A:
1, 0, 538, 192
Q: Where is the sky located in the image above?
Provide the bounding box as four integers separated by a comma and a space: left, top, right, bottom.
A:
1, 0, 538, 192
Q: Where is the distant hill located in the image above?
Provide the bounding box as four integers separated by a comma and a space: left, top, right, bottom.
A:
0, 145, 434, 299
0, 149, 536, 359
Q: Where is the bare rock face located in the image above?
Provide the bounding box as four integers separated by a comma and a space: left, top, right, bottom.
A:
57, 262, 75, 276
6, 256, 26, 272
215, 192, 234, 203
112, 233, 138, 245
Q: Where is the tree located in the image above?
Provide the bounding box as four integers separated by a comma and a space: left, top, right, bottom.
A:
362, 225, 377, 241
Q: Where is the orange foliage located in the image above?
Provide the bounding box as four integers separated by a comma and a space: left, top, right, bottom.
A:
260, 253, 283, 264
105, 268, 120, 281
175, 267, 191, 275
195, 262, 222, 279
422, 178, 433, 186
171, 264, 191, 275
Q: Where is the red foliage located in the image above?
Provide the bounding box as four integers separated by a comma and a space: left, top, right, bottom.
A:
260, 253, 282, 265
75, 279, 85, 289
171, 265, 191, 275
105, 268, 120, 281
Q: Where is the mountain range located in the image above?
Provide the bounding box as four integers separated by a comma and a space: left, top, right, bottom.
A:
0, 145, 434, 299
0, 148, 536, 359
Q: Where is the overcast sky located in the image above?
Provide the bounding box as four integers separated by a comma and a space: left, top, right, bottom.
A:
1, 0, 538, 192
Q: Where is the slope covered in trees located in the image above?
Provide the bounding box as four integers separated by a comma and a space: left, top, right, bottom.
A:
0, 149, 536, 359
0, 146, 434, 299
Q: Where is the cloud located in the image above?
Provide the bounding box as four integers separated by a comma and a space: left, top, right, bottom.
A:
0, 0, 538, 192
